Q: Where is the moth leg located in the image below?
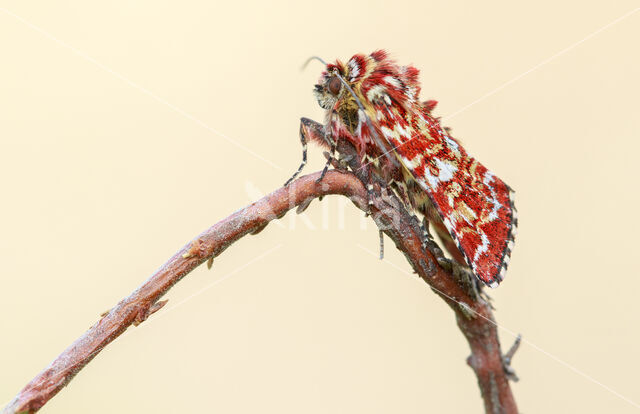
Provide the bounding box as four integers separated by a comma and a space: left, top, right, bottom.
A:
335, 153, 354, 170
379, 229, 384, 259
316, 139, 336, 183
285, 118, 330, 186
430, 217, 492, 300
421, 216, 445, 260
358, 162, 376, 215
284, 121, 309, 187
436, 256, 481, 301
316, 111, 338, 183
426, 217, 482, 299
432, 219, 467, 267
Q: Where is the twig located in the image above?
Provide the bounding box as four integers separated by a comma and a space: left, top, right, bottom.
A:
3, 162, 518, 413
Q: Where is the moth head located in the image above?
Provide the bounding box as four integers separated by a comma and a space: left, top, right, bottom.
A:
312, 50, 418, 108
312, 58, 371, 134
313, 71, 344, 110
309, 51, 421, 133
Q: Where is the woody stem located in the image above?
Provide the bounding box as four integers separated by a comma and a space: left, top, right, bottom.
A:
2, 168, 517, 414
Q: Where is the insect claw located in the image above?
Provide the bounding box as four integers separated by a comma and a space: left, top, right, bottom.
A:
316, 167, 330, 183
424, 241, 443, 258
436, 256, 454, 272
437, 258, 481, 300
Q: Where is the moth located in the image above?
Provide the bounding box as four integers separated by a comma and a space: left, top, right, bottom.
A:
286, 50, 517, 288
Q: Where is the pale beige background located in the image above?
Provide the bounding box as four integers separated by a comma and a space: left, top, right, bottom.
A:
1, 1, 639, 413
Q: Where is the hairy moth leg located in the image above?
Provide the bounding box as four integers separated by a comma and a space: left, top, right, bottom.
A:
317, 139, 336, 183
437, 254, 482, 300
317, 110, 338, 183
359, 162, 376, 215
431, 219, 467, 267
285, 118, 333, 187
420, 216, 445, 260
284, 121, 309, 187
423, 216, 483, 299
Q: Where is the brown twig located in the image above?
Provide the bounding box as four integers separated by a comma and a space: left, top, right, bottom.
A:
3, 163, 518, 413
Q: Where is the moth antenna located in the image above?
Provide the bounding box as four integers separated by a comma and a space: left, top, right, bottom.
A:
301, 56, 327, 71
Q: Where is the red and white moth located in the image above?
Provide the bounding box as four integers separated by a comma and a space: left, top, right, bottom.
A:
286, 50, 517, 288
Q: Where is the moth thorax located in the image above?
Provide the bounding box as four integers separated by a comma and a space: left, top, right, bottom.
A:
337, 104, 360, 134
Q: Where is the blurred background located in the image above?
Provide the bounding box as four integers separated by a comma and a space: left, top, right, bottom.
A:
1, 1, 639, 412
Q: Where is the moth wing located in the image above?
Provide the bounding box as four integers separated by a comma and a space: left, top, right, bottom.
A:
372, 102, 517, 287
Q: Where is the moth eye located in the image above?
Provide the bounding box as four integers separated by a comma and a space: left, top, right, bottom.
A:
327, 77, 342, 95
